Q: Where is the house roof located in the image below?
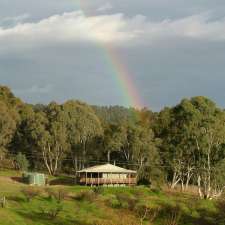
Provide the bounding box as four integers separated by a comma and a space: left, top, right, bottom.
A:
77, 163, 137, 174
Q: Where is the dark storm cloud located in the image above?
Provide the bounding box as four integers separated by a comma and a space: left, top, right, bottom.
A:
0, 1, 225, 110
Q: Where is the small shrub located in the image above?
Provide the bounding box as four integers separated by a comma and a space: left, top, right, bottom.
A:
40, 201, 63, 219
22, 187, 41, 202
74, 190, 96, 202
163, 204, 182, 225
116, 192, 138, 210
93, 186, 104, 195
45, 188, 69, 202
132, 188, 145, 199
15, 153, 29, 171
151, 187, 161, 195
109, 197, 121, 209
135, 203, 161, 224
57, 188, 69, 202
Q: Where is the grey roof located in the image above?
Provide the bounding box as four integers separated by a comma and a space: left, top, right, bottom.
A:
77, 163, 136, 174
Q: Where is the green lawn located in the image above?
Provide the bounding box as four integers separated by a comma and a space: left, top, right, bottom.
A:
0, 169, 224, 225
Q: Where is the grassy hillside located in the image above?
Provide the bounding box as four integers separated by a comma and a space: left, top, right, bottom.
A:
0, 170, 224, 225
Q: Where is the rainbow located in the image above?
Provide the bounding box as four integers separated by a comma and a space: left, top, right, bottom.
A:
73, 0, 145, 108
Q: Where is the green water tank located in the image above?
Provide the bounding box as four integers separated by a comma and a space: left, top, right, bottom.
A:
23, 172, 45, 186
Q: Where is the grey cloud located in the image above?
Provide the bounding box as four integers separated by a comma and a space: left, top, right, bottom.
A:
97, 2, 113, 12
0, 1, 225, 110
14, 84, 54, 94
1, 11, 225, 56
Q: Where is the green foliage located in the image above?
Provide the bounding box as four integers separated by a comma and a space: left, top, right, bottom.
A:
0, 101, 18, 153
134, 203, 161, 224
22, 187, 41, 202
161, 204, 182, 225
0, 86, 23, 108
93, 105, 139, 125
115, 192, 138, 210
1, 85, 225, 201
15, 152, 29, 171
156, 96, 225, 197
39, 198, 64, 219
0, 174, 225, 225
93, 186, 104, 195
74, 190, 97, 202
105, 194, 121, 208
45, 188, 69, 203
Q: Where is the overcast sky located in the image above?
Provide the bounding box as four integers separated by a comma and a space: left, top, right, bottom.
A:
1, 0, 225, 111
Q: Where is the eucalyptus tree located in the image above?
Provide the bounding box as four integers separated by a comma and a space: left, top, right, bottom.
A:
45, 102, 70, 174
157, 97, 225, 197
0, 86, 22, 159
154, 107, 181, 188
130, 124, 161, 184
0, 86, 23, 109
168, 99, 200, 190
212, 159, 225, 198
23, 102, 70, 175
101, 123, 127, 162
0, 101, 18, 159
188, 97, 225, 198
62, 100, 103, 170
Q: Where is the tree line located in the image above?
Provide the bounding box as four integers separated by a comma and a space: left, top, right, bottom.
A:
0, 85, 225, 199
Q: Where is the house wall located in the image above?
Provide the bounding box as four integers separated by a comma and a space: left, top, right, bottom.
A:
102, 173, 127, 179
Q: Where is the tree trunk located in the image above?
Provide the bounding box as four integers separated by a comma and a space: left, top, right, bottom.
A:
107, 150, 111, 163
197, 175, 203, 199
42, 147, 53, 176
171, 171, 180, 189
82, 140, 87, 168
185, 166, 194, 190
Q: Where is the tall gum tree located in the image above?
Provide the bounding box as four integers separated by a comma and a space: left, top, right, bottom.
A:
0, 86, 22, 159
156, 97, 225, 196
26, 102, 70, 175
62, 100, 103, 171
0, 101, 18, 159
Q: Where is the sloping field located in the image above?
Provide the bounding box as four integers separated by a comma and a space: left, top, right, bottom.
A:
0, 170, 224, 225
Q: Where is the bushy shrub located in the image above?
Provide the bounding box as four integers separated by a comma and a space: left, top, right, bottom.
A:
105, 192, 138, 210
163, 204, 182, 225
45, 188, 69, 203
106, 195, 121, 208
93, 186, 104, 195
74, 190, 96, 202
22, 187, 41, 202
15, 152, 29, 171
115, 192, 138, 210
132, 188, 145, 198
134, 203, 161, 223
151, 187, 162, 195
39, 200, 63, 219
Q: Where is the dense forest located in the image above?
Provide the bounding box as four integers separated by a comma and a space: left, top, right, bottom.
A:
0, 85, 225, 200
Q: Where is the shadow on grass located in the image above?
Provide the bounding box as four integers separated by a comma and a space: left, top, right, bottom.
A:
16, 210, 87, 225
49, 177, 75, 186
214, 201, 225, 225
157, 200, 224, 225
189, 200, 225, 225
11, 176, 24, 183
7, 195, 25, 203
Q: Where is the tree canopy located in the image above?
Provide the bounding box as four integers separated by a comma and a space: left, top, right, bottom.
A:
0, 86, 225, 199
